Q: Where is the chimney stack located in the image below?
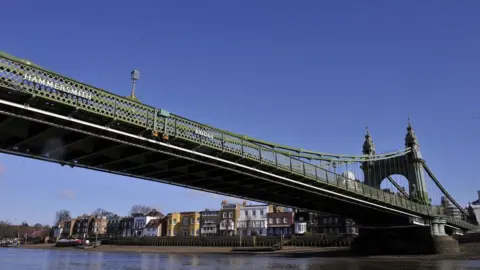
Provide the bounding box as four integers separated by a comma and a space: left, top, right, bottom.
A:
477, 190, 480, 200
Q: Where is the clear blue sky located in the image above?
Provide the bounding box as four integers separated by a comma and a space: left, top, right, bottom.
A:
1, 1, 479, 225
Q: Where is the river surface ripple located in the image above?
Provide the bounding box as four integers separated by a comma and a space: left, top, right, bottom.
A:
1, 248, 480, 270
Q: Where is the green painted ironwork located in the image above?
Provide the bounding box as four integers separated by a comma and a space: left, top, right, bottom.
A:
0, 52, 477, 231
0, 52, 409, 163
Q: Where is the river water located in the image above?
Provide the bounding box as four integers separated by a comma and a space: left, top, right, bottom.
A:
1, 248, 480, 270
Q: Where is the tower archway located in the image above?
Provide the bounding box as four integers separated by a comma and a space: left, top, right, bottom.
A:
361, 122, 429, 204
380, 174, 409, 197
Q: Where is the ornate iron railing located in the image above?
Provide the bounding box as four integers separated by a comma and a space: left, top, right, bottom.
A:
0, 52, 478, 231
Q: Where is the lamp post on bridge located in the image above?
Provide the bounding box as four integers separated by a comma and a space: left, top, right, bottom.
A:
127, 69, 140, 102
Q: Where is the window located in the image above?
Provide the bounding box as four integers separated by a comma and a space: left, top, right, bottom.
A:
276, 218, 280, 224
228, 212, 233, 218
173, 219, 177, 225
196, 217, 200, 224
196, 229, 200, 235
244, 210, 248, 216
269, 218, 273, 224
190, 218, 194, 224
283, 217, 287, 224
191, 229, 194, 236
260, 209, 264, 215
334, 217, 338, 224
183, 217, 188, 225
223, 212, 227, 218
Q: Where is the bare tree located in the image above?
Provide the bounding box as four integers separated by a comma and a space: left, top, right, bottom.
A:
55, 209, 71, 225
129, 205, 152, 216
92, 208, 116, 218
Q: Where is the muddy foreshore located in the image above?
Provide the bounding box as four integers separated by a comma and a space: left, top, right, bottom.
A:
16, 242, 480, 261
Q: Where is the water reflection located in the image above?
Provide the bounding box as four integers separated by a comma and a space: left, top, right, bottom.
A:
0, 248, 478, 270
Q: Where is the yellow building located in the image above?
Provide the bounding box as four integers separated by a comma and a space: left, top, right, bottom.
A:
166, 212, 201, 237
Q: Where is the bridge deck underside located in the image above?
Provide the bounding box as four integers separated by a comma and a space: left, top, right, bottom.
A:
0, 87, 439, 226
0, 107, 412, 226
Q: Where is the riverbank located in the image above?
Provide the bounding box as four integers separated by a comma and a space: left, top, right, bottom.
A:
18, 244, 345, 255
16, 242, 480, 260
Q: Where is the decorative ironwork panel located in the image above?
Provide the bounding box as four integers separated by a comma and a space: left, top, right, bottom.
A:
0, 52, 476, 229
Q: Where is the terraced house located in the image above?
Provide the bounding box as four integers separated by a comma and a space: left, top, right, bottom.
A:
92, 216, 108, 237
60, 218, 77, 238
219, 200, 240, 236
106, 215, 123, 238
237, 202, 268, 236
166, 212, 200, 237
315, 214, 358, 235
267, 211, 294, 236
132, 210, 164, 236
120, 217, 134, 237
143, 218, 167, 237
200, 209, 220, 236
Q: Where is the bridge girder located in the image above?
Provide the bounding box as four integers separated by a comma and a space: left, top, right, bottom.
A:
0, 82, 476, 230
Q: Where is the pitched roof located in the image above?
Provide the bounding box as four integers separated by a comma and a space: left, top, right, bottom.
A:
146, 210, 164, 217
145, 219, 162, 228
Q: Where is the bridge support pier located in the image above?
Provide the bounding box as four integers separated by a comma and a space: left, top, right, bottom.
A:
351, 217, 459, 255
430, 217, 460, 254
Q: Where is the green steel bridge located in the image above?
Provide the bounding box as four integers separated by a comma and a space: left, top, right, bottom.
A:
0, 51, 478, 234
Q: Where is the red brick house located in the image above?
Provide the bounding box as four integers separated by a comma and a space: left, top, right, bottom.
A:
267, 212, 294, 236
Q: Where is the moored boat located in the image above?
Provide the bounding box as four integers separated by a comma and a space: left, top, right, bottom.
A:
54, 239, 82, 247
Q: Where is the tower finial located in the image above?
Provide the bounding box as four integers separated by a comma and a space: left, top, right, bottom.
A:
405, 117, 419, 148
362, 125, 376, 155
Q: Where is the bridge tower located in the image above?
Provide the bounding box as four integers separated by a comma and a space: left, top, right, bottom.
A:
361, 121, 429, 204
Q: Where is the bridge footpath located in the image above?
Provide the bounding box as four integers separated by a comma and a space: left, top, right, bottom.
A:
0, 52, 478, 254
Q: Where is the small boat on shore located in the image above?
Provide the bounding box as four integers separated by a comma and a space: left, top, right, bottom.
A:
54, 239, 82, 247
1, 239, 19, 248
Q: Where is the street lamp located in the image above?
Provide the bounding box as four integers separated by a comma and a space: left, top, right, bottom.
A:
127, 69, 140, 102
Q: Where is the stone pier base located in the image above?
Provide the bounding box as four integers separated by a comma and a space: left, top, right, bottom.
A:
434, 235, 460, 254
351, 225, 460, 255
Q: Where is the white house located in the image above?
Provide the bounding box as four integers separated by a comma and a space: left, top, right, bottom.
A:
294, 221, 307, 235
237, 203, 268, 236
53, 225, 63, 239
132, 211, 164, 236
142, 219, 164, 237
293, 212, 308, 235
